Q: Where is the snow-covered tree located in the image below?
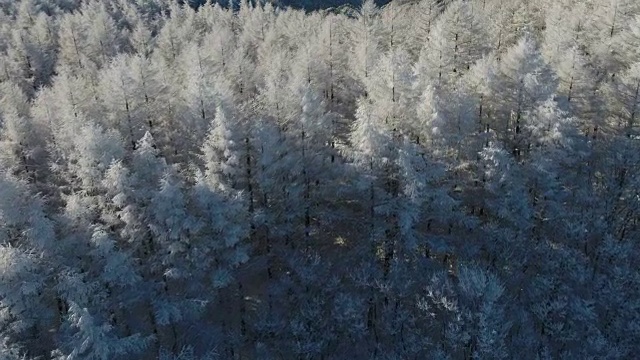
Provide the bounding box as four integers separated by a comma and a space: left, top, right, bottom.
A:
415, 0, 489, 91
585, 0, 639, 72
366, 48, 416, 134
614, 14, 640, 68
553, 46, 603, 125
346, 0, 383, 95
68, 122, 125, 191
607, 62, 640, 136
98, 55, 149, 149
57, 13, 88, 73
52, 302, 152, 360
0, 245, 52, 356
487, 35, 557, 154
0, 171, 56, 355
0, 83, 47, 182
80, 1, 122, 69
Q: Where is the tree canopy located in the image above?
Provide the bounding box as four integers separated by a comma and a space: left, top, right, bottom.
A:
0, 0, 639, 358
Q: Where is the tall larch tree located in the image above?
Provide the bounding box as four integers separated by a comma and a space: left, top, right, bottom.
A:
487, 35, 557, 156
346, 0, 382, 98
415, 0, 489, 92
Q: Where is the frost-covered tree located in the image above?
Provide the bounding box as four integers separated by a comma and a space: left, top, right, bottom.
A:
52, 302, 152, 360
190, 103, 253, 351
487, 35, 557, 154
349, 96, 398, 274
80, 1, 122, 69
0, 172, 56, 355
177, 42, 235, 158
283, 85, 338, 242
199, 104, 250, 208
0, 109, 46, 183
57, 14, 88, 73
0, 245, 52, 356
614, 14, 640, 68
0, 82, 48, 183
366, 48, 416, 134
346, 0, 382, 96
607, 62, 640, 136
481, 0, 531, 55
585, 0, 639, 72
542, 1, 590, 65
98, 55, 149, 149
553, 46, 603, 125
415, 0, 489, 91
67, 122, 125, 191
3, 5, 57, 95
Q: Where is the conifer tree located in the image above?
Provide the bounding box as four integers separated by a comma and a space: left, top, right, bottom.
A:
52, 302, 152, 360
0, 108, 46, 183
487, 35, 557, 154
415, 0, 489, 91
608, 62, 640, 136
0, 172, 57, 355
57, 14, 88, 73
99, 55, 147, 149
366, 49, 416, 135
346, 0, 382, 96
81, 1, 122, 69
68, 122, 125, 191
614, 14, 640, 68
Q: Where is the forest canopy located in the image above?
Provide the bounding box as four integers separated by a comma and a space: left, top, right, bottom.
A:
0, 0, 639, 358
181, 0, 393, 11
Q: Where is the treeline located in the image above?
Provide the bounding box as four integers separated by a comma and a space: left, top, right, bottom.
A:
182, 0, 393, 11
